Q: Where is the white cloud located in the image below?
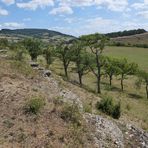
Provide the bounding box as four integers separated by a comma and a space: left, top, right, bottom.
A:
1, 0, 15, 5
17, 0, 54, 10
131, 0, 148, 19
0, 8, 9, 16
108, 1, 128, 11
132, 3, 148, 10
79, 17, 119, 35
64, 18, 74, 23
137, 10, 148, 19
23, 18, 31, 21
50, 5, 73, 15
16, 0, 128, 14
58, 0, 128, 12
1, 22, 25, 29
58, 0, 94, 7
144, 0, 148, 4
49, 16, 148, 36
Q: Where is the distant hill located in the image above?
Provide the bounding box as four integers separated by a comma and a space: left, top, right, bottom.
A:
111, 32, 148, 46
0, 28, 75, 44
105, 29, 147, 38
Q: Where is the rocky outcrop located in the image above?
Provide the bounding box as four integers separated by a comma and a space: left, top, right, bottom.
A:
59, 90, 83, 111
84, 113, 124, 148
124, 124, 148, 148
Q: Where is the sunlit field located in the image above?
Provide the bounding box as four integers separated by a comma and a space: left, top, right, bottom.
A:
103, 46, 148, 71
47, 46, 148, 130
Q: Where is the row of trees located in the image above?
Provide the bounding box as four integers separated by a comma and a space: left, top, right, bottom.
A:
1, 35, 147, 99
110, 41, 148, 48
106, 29, 146, 38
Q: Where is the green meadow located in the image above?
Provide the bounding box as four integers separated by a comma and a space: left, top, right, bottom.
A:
103, 46, 148, 71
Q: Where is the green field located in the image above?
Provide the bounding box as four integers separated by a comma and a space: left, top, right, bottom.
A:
103, 46, 148, 71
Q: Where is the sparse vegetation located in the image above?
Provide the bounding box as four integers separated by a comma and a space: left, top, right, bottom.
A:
0, 27, 148, 148
80, 33, 109, 93
10, 60, 35, 77
96, 96, 121, 119
54, 42, 74, 79
116, 59, 138, 91
0, 38, 9, 49
22, 38, 42, 61
136, 70, 148, 99
61, 102, 82, 126
24, 97, 45, 114
72, 40, 90, 86
43, 45, 54, 67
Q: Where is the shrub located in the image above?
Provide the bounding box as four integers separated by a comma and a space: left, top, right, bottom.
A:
61, 102, 82, 126
112, 102, 121, 119
25, 97, 45, 114
96, 96, 121, 119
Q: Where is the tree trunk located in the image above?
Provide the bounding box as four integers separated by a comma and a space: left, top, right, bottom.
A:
97, 75, 101, 93
78, 72, 82, 87
64, 63, 68, 79
146, 84, 148, 99
109, 75, 112, 86
121, 74, 124, 91
96, 50, 101, 94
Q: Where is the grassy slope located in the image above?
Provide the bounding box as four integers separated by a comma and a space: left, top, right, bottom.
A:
51, 59, 148, 130
111, 32, 148, 45
0, 58, 95, 147
103, 46, 148, 71
0, 29, 75, 43
49, 45, 148, 130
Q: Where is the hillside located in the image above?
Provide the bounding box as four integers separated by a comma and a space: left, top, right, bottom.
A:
0, 29, 75, 44
111, 32, 148, 45
106, 29, 146, 38
0, 49, 148, 147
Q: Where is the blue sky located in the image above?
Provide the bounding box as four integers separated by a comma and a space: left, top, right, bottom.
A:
0, 0, 148, 36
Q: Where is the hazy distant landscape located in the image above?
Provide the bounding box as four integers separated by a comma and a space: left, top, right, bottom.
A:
0, 27, 148, 147
0, 0, 148, 147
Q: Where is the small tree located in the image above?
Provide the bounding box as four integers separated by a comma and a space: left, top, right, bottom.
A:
72, 40, 90, 86
8, 42, 26, 61
117, 59, 138, 91
43, 45, 54, 67
80, 33, 108, 93
22, 38, 42, 61
104, 57, 120, 86
0, 38, 8, 49
136, 70, 148, 99
54, 42, 73, 79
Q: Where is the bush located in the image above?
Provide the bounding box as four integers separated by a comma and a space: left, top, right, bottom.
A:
112, 102, 121, 119
25, 97, 45, 114
61, 102, 82, 126
96, 96, 121, 119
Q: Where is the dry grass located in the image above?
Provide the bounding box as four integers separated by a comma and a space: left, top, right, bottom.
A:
50, 58, 148, 130
111, 32, 148, 45
0, 57, 95, 147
